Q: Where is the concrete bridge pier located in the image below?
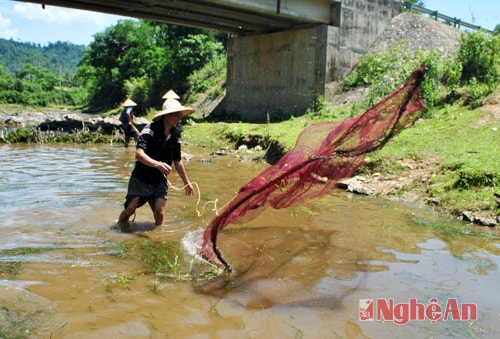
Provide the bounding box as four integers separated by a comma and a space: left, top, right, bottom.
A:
225, 25, 331, 122
225, 0, 402, 122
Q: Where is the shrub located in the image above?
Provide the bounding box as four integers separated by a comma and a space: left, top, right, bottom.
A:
457, 31, 500, 86
186, 53, 226, 100
342, 31, 500, 111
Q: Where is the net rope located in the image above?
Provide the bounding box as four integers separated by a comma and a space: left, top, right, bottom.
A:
198, 65, 428, 271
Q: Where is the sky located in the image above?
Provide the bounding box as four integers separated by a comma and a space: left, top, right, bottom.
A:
0, 1, 129, 45
0, 0, 498, 46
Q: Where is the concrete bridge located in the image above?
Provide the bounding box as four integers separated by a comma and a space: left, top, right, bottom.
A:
16, 0, 404, 121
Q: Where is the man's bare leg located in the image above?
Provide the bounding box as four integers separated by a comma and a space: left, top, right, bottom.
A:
118, 196, 140, 232
153, 198, 166, 226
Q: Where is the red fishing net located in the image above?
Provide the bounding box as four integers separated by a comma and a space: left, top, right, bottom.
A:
200, 65, 427, 270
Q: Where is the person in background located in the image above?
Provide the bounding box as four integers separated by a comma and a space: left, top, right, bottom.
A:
118, 98, 195, 232
120, 98, 140, 148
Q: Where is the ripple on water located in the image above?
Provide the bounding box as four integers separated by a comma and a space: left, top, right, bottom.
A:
1, 144, 500, 338
417, 238, 446, 250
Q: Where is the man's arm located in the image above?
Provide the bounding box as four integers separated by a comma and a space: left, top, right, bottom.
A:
126, 108, 140, 137
174, 160, 194, 196
136, 147, 172, 176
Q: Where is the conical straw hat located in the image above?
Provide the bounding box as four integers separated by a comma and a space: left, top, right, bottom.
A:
162, 89, 180, 100
122, 98, 137, 107
152, 98, 195, 122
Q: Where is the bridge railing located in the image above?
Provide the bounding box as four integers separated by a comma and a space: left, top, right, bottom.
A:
403, 2, 492, 33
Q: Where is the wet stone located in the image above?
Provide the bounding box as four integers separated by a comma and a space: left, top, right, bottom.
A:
475, 217, 497, 227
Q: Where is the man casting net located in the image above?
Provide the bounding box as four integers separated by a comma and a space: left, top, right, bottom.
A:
199, 65, 428, 271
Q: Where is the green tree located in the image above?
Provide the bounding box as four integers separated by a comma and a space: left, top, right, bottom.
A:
408, 0, 425, 6
457, 31, 500, 86
77, 20, 173, 112
151, 26, 224, 103
0, 38, 84, 76
0, 63, 14, 90
77, 20, 224, 113
142, 23, 224, 107
0, 62, 17, 103
15, 62, 59, 91
0, 59, 84, 106
494, 24, 500, 36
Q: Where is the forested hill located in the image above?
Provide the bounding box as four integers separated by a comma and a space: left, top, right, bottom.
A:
0, 38, 85, 76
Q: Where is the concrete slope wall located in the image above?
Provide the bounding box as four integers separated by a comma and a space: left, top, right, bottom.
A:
335, 0, 402, 80
369, 12, 462, 57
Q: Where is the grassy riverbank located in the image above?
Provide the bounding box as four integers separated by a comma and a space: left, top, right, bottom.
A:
0, 87, 498, 225
1, 90, 498, 226
182, 86, 500, 225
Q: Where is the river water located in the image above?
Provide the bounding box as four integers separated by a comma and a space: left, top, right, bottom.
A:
1, 143, 499, 338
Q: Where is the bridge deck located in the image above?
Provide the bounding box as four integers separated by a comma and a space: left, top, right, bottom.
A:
16, 0, 336, 35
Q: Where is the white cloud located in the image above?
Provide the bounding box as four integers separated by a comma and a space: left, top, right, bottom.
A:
0, 11, 18, 39
13, 3, 122, 27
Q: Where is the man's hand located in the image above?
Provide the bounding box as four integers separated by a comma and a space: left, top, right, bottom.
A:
184, 183, 195, 196
156, 161, 172, 176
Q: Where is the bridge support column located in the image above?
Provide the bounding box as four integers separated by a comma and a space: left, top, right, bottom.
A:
225, 24, 335, 122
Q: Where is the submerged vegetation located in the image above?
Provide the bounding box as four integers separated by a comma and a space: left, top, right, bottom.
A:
105, 239, 219, 295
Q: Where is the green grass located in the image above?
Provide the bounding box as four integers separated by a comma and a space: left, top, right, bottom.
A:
183, 102, 359, 151
0, 247, 54, 256
109, 240, 219, 284
375, 105, 497, 167
371, 102, 499, 215
183, 87, 500, 218
0, 247, 56, 277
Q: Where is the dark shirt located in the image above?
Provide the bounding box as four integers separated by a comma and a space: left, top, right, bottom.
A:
120, 107, 134, 124
131, 121, 182, 184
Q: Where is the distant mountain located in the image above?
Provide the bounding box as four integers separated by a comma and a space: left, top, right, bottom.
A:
0, 38, 86, 76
